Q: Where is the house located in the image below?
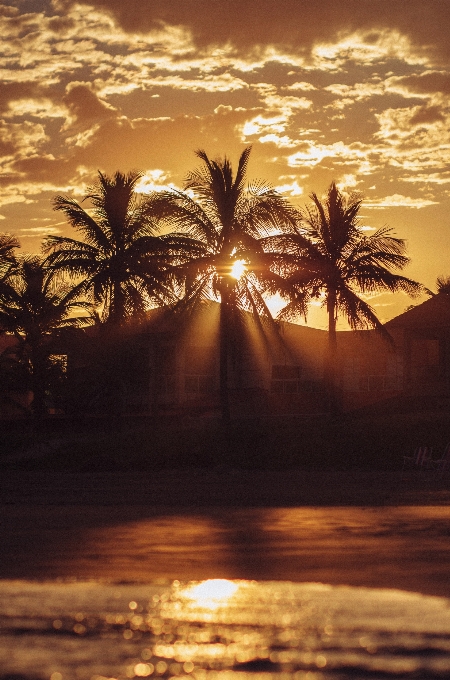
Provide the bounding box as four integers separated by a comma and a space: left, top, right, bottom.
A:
333, 293, 450, 412
0, 333, 33, 416
3, 293, 449, 417
143, 293, 450, 416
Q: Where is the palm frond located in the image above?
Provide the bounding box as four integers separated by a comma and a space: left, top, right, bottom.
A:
336, 285, 393, 344
52, 195, 111, 252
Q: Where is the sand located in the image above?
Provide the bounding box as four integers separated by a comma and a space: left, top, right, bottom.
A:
1, 468, 450, 597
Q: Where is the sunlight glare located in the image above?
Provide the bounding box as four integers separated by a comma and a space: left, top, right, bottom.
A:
265, 292, 287, 316
230, 259, 246, 279
180, 579, 239, 609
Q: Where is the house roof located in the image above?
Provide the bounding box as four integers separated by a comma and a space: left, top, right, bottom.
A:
386, 293, 450, 329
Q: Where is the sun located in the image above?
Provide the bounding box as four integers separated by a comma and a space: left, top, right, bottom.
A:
230, 259, 246, 279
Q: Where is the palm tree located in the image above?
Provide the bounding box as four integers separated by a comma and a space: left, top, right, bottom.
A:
148, 147, 299, 422
436, 275, 450, 295
0, 256, 91, 416
0, 233, 20, 279
264, 182, 423, 409
45, 170, 184, 326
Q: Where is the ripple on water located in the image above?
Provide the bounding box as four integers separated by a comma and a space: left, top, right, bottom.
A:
0, 579, 450, 680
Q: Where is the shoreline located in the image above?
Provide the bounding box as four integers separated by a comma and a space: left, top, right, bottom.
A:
1, 469, 450, 598
2, 467, 450, 506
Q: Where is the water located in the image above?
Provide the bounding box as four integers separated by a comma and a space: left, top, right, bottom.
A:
1, 579, 450, 680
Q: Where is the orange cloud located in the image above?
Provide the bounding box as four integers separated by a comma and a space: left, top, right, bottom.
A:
0, 82, 43, 114
54, 0, 450, 63
62, 82, 118, 130
409, 105, 445, 126
365, 194, 438, 209
0, 121, 49, 160
393, 71, 450, 95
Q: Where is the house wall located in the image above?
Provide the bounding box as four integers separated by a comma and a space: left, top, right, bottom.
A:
336, 330, 405, 411
403, 328, 450, 395
147, 308, 329, 415
12, 295, 448, 418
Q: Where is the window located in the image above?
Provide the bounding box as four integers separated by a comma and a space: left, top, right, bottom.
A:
271, 365, 302, 394
411, 338, 440, 380
184, 375, 215, 394
272, 365, 301, 380
184, 347, 216, 397
156, 345, 177, 375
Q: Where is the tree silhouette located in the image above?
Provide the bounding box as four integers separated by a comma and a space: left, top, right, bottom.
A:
45, 171, 184, 325
0, 256, 91, 416
436, 275, 450, 295
0, 233, 20, 279
148, 147, 298, 422
264, 182, 423, 409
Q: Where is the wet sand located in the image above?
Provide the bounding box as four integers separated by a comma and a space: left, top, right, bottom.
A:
1, 469, 450, 597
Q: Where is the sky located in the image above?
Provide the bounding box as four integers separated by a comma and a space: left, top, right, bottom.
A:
1, 0, 450, 327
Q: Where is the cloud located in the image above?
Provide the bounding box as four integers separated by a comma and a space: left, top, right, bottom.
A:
0, 192, 34, 208
0, 81, 43, 115
57, 109, 253, 182
324, 80, 385, 101
274, 179, 303, 196
409, 105, 445, 126
47, 14, 76, 33
400, 173, 450, 184
133, 169, 180, 193
241, 116, 289, 137
0, 0, 448, 321
132, 73, 249, 93
19, 226, 62, 236
238, 86, 312, 145
0, 175, 83, 208
365, 194, 439, 208
8, 156, 74, 187
214, 105, 233, 115
375, 105, 448, 141
336, 174, 359, 190
391, 71, 450, 95
258, 134, 299, 148
62, 82, 118, 130
1, 97, 273, 202
0, 5, 19, 18
0, 120, 49, 160
286, 82, 317, 91
256, 88, 312, 115
287, 141, 371, 170
5, 98, 66, 120
55, 0, 450, 64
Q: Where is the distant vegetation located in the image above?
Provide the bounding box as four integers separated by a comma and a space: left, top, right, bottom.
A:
0, 148, 424, 420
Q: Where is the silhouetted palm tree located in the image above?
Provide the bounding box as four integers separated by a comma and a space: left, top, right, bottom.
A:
264, 182, 423, 409
0, 233, 20, 279
45, 171, 184, 325
0, 256, 91, 416
436, 275, 450, 295
148, 147, 298, 422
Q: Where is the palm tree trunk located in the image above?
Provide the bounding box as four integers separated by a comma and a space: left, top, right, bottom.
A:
110, 280, 125, 325
219, 287, 231, 425
325, 290, 339, 413
29, 344, 46, 418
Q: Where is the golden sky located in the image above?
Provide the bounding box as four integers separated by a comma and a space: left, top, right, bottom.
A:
1, 0, 450, 325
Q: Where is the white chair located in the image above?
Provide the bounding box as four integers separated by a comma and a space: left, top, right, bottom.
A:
429, 443, 450, 479
401, 446, 433, 480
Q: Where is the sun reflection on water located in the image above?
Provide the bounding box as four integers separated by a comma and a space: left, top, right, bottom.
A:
178, 579, 240, 610
2, 580, 450, 679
